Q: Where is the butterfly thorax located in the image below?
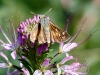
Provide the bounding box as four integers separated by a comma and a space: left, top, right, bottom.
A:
38, 15, 51, 43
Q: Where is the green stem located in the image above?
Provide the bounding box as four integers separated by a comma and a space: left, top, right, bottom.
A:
50, 52, 59, 62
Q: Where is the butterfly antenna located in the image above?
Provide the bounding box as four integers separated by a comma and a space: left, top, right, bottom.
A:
65, 10, 73, 31
45, 8, 52, 15
30, 11, 36, 15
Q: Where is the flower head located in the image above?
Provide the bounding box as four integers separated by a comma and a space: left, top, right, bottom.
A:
57, 54, 88, 75
33, 58, 54, 75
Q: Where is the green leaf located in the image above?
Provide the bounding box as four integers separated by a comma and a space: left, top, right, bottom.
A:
13, 65, 23, 72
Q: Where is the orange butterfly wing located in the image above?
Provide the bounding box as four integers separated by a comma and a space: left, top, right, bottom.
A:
50, 21, 70, 43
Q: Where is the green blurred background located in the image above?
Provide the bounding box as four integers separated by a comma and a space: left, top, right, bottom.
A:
0, 0, 100, 75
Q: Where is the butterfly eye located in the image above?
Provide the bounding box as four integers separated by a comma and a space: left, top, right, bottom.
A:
39, 16, 41, 19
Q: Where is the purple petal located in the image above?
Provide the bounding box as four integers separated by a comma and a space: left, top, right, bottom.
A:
22, 68, 30, 75
29, 18, 33, 23
44, 70, 54, 75
20, 22, 24, 28
57, 68, 61, 75
63, 43, 71, 49
70, 63, 81, 71
62, 43, 77, 53
61, 65, 77, 74
11, 51, 17, 60
31, 19, 34, 23
0, 26, 11, 44
0, 39, 4, 44
23, 25, 27, 32
59, 42, 64, 49
33, 16, 37, 22
26, 19, 29, 25
61, 65, 69, 70
42, 58, 50, 67
30, 42, 35, 47
42, 43, 48, 51
37, 43, 48, 55
33, 70, 42, 75
7, 69, 20, 75
0, 63, 8, 68
22, 56, 26, 60
61, 54, 74, 64
16, 35, 21, 47
61, 63, 81, 75
17, 28, 20, 32
37, 44, 43, 55
21, 36, 26, 45
24, 22, 27, 26
1, 44, 13, 50
7, 68, 10, 75
0, 52, 9, 62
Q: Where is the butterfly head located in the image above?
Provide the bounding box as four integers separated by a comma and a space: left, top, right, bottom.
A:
38, 15, 50, 26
